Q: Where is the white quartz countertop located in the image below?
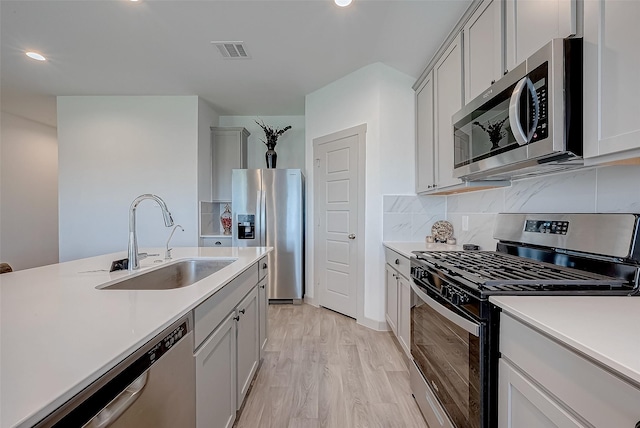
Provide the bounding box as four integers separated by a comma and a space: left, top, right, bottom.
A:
0, 247, 271, 428
490, 295, 640, 388
383, 241, 463, 259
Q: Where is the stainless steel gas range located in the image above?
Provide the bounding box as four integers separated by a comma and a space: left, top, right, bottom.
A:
409, 213, 640, 428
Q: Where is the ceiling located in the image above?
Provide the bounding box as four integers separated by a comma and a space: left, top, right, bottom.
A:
0, 0, 471, 127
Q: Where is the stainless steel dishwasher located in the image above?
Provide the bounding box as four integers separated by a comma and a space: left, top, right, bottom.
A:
35, 314, 195, 428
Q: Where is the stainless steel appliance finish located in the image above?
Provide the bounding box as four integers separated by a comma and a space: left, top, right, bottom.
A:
452, 38, 583, 181
410, 280, 482, 428
232, 169, 305, 302
409, 213, 640, 428
35, 314, 195, 428
493, 213, 640, 260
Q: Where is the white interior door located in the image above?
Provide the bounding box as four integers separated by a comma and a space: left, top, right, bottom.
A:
313, 125, 364, 319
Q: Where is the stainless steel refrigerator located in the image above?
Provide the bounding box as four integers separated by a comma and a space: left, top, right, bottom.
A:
232, 169, 304, 302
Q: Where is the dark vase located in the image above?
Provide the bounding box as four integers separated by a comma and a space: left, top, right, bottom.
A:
265, 145, 277, 168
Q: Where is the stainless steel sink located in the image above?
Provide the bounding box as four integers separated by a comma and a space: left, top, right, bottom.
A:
99, 259, 236, 290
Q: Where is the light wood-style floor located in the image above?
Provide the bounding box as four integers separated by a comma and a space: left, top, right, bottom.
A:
235, 303, 428, 428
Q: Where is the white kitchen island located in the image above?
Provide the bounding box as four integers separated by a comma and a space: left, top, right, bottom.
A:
0, 247, 271, 428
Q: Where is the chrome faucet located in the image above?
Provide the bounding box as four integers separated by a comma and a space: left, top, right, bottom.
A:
165, 224, 184, 260
128, 194, 174, 271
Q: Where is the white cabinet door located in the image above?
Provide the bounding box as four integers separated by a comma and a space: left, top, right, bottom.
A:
397, 274, 411, 358
236, 286, 259, 409
434, 33, 464, 189
195, 313, 237, 428
258, 277, 268, 359
505, 0, 577, 71
211, 127, 249, 201
583, 0, 640, 160
464, 0, 504, 103
385, 265, 398, 335
499, 359, 587, 428
416, 71, 436, 193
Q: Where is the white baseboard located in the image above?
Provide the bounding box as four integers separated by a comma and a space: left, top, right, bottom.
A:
303, 294, 318, 307
357, 316, 389, 332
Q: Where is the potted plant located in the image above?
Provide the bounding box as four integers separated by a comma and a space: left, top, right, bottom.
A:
255, 119, 292, 168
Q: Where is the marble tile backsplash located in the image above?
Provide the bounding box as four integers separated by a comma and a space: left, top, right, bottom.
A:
382, 195, 446, 242
384, 165, 640, 250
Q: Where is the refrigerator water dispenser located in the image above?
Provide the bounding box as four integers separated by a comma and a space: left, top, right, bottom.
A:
237, 214, 255, 239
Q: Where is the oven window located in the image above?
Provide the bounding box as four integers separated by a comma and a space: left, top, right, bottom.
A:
411, 294, 481, 428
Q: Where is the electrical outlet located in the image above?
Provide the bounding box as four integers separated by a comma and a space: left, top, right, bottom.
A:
462, 215, 469, 231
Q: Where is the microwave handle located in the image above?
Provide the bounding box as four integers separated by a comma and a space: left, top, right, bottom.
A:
508, 76, 540, 146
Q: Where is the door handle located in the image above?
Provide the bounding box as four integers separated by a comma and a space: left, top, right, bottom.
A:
348, 234, 356, 240
85, 372, 148, 428
509, 76, 539, 146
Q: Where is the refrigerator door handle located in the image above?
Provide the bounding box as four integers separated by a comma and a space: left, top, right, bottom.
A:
260, 190, 266, 246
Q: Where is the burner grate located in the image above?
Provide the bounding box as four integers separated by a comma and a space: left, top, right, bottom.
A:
415, 251, 626, 290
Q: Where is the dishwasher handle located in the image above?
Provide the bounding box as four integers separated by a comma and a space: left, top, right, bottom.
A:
84, 372, 149, 428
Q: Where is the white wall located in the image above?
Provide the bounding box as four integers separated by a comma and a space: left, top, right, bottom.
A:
305, 62, 415, 328
218, 115, 305, 172
57, 96, 218, 262
0, 112, 59, 270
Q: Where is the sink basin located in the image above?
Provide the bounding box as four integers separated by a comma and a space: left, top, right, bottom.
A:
99, 259, 236, 290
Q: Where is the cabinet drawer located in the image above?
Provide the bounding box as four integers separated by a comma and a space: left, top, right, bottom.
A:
500, 313, 640, 427
200, 237, 232, 247
194, 265, 258, 350
384, 247, 411, 279
258, 256, 268, 280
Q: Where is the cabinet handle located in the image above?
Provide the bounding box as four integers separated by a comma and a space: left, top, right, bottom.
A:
239, 308, 246, 315
262, 262, 267, 269
215, 241, 222, 246
233, 315, 240, 322
259, 284, 265, 289
394, 259, 400, 265
491, 79, 496, 85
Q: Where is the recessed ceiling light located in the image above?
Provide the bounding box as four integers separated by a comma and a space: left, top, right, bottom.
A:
25, 52, 46, 61
335, 0, 353, 7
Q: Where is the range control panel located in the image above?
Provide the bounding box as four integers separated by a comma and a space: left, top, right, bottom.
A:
524, 219, 569, 235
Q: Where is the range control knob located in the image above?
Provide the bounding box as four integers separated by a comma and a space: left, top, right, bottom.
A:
451, 292, 460, 305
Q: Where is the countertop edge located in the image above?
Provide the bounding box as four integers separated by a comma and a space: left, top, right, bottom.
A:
490, 296, 640, 388
383, 241, 462, 259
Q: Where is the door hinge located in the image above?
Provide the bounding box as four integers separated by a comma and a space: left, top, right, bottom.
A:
315, 158, 320, 168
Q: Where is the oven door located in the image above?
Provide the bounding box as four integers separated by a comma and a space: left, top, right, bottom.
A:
410, 280, 482, 428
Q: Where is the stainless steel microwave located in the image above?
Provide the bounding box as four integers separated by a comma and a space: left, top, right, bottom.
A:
452, 38, 583, 181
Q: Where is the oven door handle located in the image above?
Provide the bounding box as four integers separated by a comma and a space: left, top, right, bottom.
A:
410, 281, 480, 337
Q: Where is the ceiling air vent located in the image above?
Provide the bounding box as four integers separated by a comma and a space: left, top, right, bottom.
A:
211, 41, 250, 59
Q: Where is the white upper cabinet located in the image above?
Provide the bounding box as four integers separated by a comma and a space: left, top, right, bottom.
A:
583, 0, 640, 162
211, 127, 249, 201
416, 71, 436, 193
505, 0, 577, 71
464, 0, 505, 103
434, 33, 464, 189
